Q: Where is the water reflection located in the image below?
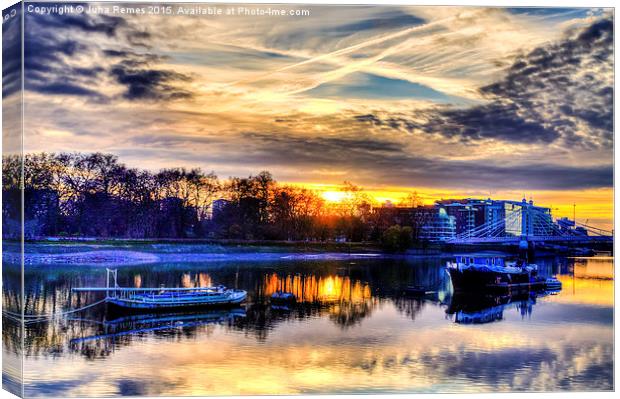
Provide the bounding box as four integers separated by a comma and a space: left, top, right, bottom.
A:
70, 309, 246, 360
262, 273, 372, 304
2, 254, 614, 395
548, 257, 614, 307
446, 292, 537, 324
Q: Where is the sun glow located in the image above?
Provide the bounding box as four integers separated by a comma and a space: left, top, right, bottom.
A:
284, 183, 612, 230
321, 191, 349, 203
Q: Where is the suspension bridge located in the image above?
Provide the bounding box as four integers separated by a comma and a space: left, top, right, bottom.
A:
445, 205, 613, 245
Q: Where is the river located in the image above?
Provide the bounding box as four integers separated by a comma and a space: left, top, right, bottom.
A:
1, 245, 614, 396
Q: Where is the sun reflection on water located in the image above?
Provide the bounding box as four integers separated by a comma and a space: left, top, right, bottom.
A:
551, 257, 614, 307
262, 273, 372, 303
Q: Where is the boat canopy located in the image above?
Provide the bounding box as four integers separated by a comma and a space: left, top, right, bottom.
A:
454, 256, 505, 267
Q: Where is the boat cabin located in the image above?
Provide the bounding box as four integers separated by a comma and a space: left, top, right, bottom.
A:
455, 255, 506, 267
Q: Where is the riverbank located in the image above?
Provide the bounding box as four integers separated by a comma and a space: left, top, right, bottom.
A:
2, 238, 607, 267
4, 238, 404, 267
18, 237, 390, 252
4, 248, 397, 267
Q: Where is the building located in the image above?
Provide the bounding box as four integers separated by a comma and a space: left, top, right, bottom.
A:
557, 217, 588, 236
502, 199, 554, 236
418, 207, 456, 241
436, 198, 553, 238
373, 197, 556, 242
436, 199, 494, 235
372, 204, 455, 241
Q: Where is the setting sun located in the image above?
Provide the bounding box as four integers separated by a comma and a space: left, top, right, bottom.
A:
321, 191, 349, 203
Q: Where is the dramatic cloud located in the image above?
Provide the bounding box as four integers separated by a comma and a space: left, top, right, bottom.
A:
2, 5, 22, 97
21, 8, 192, 102
355, 16, 613, 148
481, 17, 613, 147
39, 12, 127, 36
21, 11, 127, 100
17, 5, 614, 228
110, 62, 192, 101
356, 103, 561, 144
235, 131, 612, 190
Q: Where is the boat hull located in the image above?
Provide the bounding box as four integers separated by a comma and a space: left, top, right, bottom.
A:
106, 291, 247, 311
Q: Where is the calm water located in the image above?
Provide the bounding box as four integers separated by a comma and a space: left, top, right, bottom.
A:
2, 248, 614, 396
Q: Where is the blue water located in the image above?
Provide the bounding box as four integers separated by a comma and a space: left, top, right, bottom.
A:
2, 248, 614, 396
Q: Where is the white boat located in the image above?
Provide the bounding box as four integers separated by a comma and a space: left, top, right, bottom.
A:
105, 287, 248, 310
72, 269, 247, 310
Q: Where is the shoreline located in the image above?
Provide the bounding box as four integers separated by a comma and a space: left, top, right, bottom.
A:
15, 237, 392, 252
4, 249, 409, 267
2, 238, 609, 267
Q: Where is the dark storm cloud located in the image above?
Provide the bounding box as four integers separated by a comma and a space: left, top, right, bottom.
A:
226, 132, 611, 190
21, 10, 125, 99
104, 47, 192, 101
355, 17, 613, 148
110, 64, 192, 101
23, 34, 107, 99
241, 132, 403, 157
357, 103, 560, 144
2, 5, 22, 97
32, 82, 103, 97
22, 8, 192, 102
479, 17, 613, 145
37, 12, 127, 36
431, 102, 561, 143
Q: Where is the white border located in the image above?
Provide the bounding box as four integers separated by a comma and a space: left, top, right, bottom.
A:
0, 1, 617, 399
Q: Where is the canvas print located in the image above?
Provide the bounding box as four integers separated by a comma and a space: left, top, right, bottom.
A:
1, 1, 614, 397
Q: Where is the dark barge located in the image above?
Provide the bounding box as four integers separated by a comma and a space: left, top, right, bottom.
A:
446, 255, 561, 294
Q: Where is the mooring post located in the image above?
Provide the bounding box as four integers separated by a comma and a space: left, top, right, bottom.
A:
105, 268, 110, 299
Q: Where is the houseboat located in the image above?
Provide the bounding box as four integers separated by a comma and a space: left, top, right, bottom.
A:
446, 255, 546, 293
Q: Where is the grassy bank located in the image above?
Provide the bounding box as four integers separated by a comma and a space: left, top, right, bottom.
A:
20, 237, 388, 253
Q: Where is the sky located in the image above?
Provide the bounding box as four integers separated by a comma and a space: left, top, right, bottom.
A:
3, 3, 614, 228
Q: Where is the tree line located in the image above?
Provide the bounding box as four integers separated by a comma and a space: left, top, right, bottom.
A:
2, 153, 431, 249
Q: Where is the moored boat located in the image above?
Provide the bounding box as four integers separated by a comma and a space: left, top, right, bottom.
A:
72, 269, 248, 311
106, 287, 248, 310
446, 255, 544, 293
270, 291, 296, 303
544, 277, 562, 291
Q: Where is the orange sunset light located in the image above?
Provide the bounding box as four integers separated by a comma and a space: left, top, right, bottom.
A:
321, 191, 350, 203
291, 183, 613, 231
